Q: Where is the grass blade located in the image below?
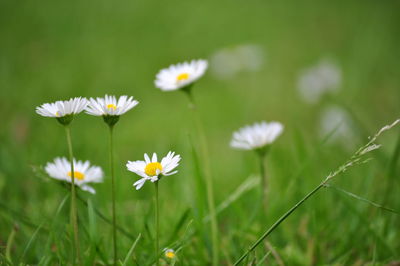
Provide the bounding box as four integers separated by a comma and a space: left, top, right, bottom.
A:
256, 251, 271, 266
122, 233, 142, 266
326, 184, 400, 215
19, 222, 45, 262
5, 224, 17, 264
203, 175, 259, 223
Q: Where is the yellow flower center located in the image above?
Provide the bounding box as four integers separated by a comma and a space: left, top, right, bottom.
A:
144, 162, 162, 176
107, 104, 117, 110
68, 171, 85, 180
165, 250, 175, 259
176, 73, 190, 82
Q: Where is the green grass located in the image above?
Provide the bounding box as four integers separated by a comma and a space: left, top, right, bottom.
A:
1, 0, 400, 264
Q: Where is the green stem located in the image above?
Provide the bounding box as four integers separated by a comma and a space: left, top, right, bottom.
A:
65, 126, 81, 265
258, 153, 267, 212
155, 181, 160, 266
109, 125, 118, 265
234, 181, 326, 265
185, 90, 219, 265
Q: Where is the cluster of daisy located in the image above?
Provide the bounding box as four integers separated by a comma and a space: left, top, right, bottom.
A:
36, 95, 140, 192
36, 58, 284, 265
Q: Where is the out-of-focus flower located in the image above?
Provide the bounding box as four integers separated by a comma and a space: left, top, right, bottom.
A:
126, 152, 181, 190
45, 157, 103, 194
319, 105, 356, 148
297, 59, 341, 104
164, 248, 176, 259
155, 60, 208, 91
230, 121, 284, 151
210, 44, 265, 79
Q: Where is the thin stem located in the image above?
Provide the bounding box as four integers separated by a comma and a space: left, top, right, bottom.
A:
234, 182, 325, 265
258, 153, 267, 212
155, 181, 160, 266
109, 125, 118, 265
65, 126, 81, 265
185, 90, 219, 265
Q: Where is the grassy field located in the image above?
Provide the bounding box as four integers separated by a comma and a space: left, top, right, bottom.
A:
1, 0, 400, 265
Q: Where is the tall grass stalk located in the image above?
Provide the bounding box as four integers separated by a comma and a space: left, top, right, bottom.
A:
184, 89, 219, 265
65, 126, 81, 265
234, 118, 400, 265
108, 125, 118, 265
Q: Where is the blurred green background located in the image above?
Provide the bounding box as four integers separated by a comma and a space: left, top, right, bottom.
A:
1, 0, 399, 264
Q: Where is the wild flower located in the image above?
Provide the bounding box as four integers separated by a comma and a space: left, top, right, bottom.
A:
297, 59, 341, 104
126, 151, 181, 190
154, 59, 208, 91
230, 121, 284, 153
45, 157, 103, 194
85, 95, 139, 126
36, 97, 88, 125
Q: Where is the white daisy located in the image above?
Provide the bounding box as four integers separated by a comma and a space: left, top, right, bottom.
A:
230, 121, 284, 151
155, 59, 208, 91
164, 248, 176, 259
126, 151, 181, 190
45, 157, 104, 194
36, 97, 88, 118
85, 95, 139, 116
297, 59, 341, 104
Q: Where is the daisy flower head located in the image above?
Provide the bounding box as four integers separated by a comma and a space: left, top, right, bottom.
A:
126, 151, 181, 190
164, 248, 176, 259
36, 97, 88, 125
155, 59, 208, 91
45, 157, 104, 194
230, 121, 284, 153
85, 95, 139, 126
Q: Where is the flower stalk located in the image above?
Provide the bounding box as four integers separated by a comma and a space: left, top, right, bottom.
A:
257, 151, 268, 212
108, 125, 118, 265
64, 126, 81, 265
154, 181, 160, 266
184, 89, 219, 266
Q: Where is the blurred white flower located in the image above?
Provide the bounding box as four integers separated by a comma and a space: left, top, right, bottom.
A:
45, 157, 103, 194
230, 121, 284, 151
319, 105, 356, 148
36, 97, 88, 118
164, 248, 176, 259
297, 59, 341, 103
155, 59, 208, 91
86, 95, 139, 116
126, 151, 181, 190
210, 44, 265, 79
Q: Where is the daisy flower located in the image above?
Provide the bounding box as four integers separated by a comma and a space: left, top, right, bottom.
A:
230, 121, 284, 151
126, 151, 181, 190
297, 59, 341, 104
85, 95, 139, 126
164, 248, 176, 259
36, 97, 88, 125
155, 59, 208, 91
45, 157, 104, 194
86, 95, 139, 117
